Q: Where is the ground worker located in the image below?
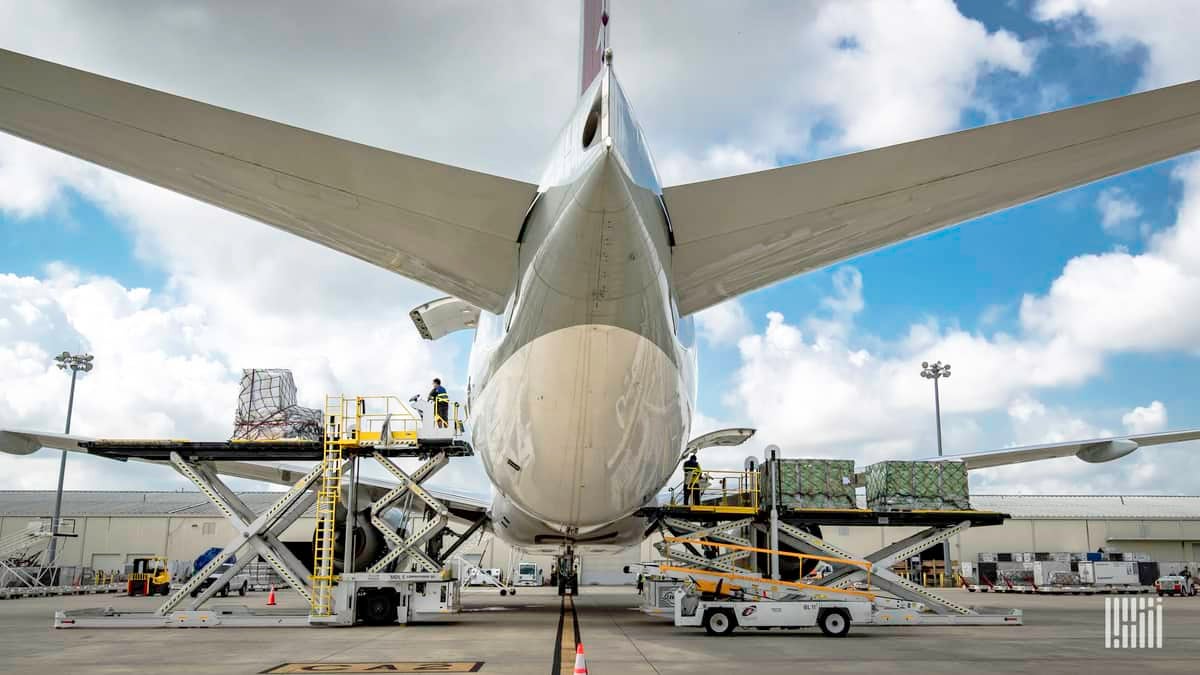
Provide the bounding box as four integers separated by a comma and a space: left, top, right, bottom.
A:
682, 452, 701, 505
428, 378, 450, 428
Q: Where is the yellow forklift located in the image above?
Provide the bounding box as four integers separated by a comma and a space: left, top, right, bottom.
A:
127, 556, 171, 596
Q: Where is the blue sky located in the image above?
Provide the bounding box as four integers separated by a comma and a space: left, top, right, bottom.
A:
1, 0, 1198, 495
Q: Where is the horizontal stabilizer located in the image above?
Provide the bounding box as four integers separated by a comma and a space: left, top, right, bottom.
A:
0, 48, 538, 312
666, 79, 1200, 315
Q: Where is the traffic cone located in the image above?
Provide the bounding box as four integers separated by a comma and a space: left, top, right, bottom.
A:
267, 585, 277, 606
573, 643, 587, 674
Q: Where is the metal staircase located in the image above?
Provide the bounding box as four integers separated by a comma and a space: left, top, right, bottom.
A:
0, 523, 51, 589
311, 397, 347, 617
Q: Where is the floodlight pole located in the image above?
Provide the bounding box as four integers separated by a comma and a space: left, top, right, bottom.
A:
46, 368, 78, 568
932, 376, 943, 457
46, 352, 93, 569
919, 361, 951, 458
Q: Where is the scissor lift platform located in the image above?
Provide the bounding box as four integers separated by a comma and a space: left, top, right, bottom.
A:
640, 504, 1009, 529
79, 438, 473, 461
57, 394, 474, 629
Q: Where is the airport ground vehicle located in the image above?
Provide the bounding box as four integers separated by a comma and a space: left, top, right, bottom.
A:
126, 556, 170, 597
190, 561, 250, 598
467, 568, 503, 586
515, 562, 543, 587
1155, 575, 1196, 597
675, 589, 871, 637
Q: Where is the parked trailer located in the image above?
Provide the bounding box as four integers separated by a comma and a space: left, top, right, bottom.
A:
967, 584, 1156, 595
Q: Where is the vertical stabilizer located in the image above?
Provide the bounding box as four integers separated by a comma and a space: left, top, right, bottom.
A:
579, 0, 608, 95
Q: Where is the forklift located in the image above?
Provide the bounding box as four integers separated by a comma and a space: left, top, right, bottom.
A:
127, 556, 171, 596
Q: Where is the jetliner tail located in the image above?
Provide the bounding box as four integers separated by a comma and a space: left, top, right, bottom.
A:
579, 0, 609, 95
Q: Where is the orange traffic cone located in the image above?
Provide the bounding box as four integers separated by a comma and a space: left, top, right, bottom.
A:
267, 585, 277, 606
573, 643, 587, 674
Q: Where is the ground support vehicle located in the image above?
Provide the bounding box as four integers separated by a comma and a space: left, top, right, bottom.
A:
675, 589, 873, 637
1155, 575, 1196, 597
126, 556, 171, 597
515, 561, 544, 587
190, 561, 250, 598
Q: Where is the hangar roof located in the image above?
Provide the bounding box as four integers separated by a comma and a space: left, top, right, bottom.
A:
968, 494, 1200, 520
2, 491, 1199, 520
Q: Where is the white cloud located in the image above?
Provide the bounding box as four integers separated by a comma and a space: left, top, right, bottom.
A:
1020, 161, 1200, 355
616, 0, 1036, 184
694, 299, 751, 347
1096, 187, 1143, 236
1123, 401, 1168, 434
1035, 0, 1200, 89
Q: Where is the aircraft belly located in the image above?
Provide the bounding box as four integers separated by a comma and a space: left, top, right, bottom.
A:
488, 492, 648, 551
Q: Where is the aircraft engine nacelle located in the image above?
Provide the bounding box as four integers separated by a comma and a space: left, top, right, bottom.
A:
1075, 439, 1139, 463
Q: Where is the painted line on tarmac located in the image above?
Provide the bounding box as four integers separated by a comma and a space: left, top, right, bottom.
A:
551, 594, 582, 675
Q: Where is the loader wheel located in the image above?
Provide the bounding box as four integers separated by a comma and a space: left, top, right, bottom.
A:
818, 608, 851, 638
360, 589, 397, 625
703, 608, 736, 636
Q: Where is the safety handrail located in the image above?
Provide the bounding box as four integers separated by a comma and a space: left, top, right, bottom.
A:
668, 469, 759, 511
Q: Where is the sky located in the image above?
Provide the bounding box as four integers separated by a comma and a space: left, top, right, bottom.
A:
1, 0, 1199, 498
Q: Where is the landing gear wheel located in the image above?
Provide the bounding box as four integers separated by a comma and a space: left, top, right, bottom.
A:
818, 608, 851, 637
703, 608, 736, 636
360, 590, 397, 625
500, 589, 507, 596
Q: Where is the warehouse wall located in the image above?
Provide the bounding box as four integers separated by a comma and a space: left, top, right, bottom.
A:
5, 512, 1195, 582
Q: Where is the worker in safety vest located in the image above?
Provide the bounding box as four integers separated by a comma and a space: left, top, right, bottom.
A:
682, 453, 701, 505
428, 378, 450, 428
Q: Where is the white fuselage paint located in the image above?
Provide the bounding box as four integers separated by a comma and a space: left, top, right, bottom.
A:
465, 66, 698, 552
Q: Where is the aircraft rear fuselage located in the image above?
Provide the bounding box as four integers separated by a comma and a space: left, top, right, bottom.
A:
468, 67, 698, 547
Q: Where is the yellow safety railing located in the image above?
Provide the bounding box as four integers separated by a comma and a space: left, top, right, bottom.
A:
669, 469, 759, 513
662, 536, 875, 599
325, 394, 464, 447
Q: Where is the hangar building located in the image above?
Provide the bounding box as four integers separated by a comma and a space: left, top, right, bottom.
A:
2, 491, 1197, 585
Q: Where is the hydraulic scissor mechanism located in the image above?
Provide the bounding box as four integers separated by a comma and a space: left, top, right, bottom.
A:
366, 451, 451, 573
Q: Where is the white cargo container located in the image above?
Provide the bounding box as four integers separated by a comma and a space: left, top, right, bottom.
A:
1032, 561, 1071, 586
1079, 561, 1140, 585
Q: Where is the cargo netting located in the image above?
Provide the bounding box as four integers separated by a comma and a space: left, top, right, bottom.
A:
231, 369, 322, 441
864, 460, 970, 511
764, 459, 856, 509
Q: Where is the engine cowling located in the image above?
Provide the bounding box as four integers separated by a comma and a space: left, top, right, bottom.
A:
1075, 439, 1139, 463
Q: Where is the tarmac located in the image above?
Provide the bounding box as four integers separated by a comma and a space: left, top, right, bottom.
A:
0, 586, 1196, 674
